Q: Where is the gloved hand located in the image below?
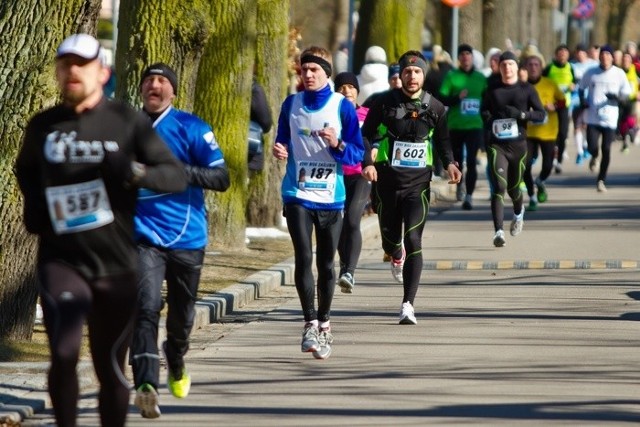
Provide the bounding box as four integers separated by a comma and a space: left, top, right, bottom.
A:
504, 105, 523, 119
102, 149, 135, 187
605, 93, 619, 104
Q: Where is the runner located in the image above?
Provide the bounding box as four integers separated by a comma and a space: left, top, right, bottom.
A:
14, 34, 186, 427
439, 43, 488, 210
361, 50, 461, 325
481, 51, 545, 247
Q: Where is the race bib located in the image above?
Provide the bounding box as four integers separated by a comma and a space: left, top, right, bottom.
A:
597, 105, 616, 122
296, 160, 337, 192
492, 118, 519, 139
391, 141, 428, 168
45, 178, 114, 234
460, 98, 480, 115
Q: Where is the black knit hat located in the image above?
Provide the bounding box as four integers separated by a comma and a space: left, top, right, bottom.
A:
334, 72, 359, 93
140, 63, 178, 95
499, 51, 518, 64
457, 43, 473, 56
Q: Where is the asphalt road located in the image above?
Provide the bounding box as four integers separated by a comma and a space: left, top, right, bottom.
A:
9, 140, 640, 426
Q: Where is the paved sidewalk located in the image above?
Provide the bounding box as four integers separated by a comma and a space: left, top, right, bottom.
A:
2, 143, 640, 425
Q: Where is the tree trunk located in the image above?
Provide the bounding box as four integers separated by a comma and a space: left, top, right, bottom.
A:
0, 0, 102, 340
246, 0, 290, 227
353, 0, 427, 73
483, 0, 519, 51
459, 1, 483, 52
194, 1, 257, 248
291, 0, 343, 51
114, 0, 212, 110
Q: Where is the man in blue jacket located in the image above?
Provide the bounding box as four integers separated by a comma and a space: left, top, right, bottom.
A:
130, 63, 230, 419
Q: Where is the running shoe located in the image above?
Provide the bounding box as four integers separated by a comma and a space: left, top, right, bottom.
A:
390, 247, 405, 283
312, 327, 334, 360
535, 178, 547, 203
382, 252, 391, 262
589, 156, 599, 172
526, 199, 538, 212
399, 302, 417, 325
301, 323, 319, 353
554, 163, 563, 174
575, 153, 583, 165
597, 180, 607, 192
338, 272, 354, 294
462, 194, 473, 210
167, 367, 191, 399
510, 211, 524, 236
134, 383, 161, 419
493, 229, 506, 247
456, 184, 465, 201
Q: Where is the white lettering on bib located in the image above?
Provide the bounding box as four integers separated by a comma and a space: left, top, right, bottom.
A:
391, 141, 427, 168
45, 178, 114, 234
492, 118, 519, 139
460, 98, 480, 115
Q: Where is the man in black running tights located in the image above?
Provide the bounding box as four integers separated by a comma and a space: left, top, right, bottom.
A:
481, 51, 545, 247
14, 34, 186, 427
361, 50, 461, 326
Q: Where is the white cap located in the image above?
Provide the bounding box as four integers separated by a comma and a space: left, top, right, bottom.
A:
56, 34, 106, 64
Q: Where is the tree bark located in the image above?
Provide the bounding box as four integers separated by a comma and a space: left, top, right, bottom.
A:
115, 0, 212, 110
483, 0, 519, 52
353, 0, 427, 73
0, 0, 102, 340
194, 1, 257, 248
246, 0, 290, 227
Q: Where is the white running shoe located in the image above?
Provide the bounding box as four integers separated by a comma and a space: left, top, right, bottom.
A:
338, 272, 354, 294
493, 229, 506, 247
390, 248, 405, 283
597, 180, 607, 192
301, 323, 319, 353
510, 211, 524, 236
312, 328, 334, 360
399, 302, 417, 325
135, 383, 161, 419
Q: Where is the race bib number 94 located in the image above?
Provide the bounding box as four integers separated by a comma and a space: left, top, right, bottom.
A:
45, 178, 114, 234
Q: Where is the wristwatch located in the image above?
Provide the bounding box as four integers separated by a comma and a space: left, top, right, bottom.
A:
335, 140, 346, 152
519, 111, 526, 120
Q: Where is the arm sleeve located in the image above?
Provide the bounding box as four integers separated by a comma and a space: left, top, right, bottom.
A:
184, 164, 230, 191
14, 121, 47, 234
185, 119, 230, 192
432, 107, 455, 167
275, 95, 294, 146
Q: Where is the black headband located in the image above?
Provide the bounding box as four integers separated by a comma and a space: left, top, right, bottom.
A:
300, 54, 332, 78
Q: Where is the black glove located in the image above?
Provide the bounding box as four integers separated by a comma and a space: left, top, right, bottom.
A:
605, 93, 619, 105
504, 105, 523, 119
102, 150, 138, 187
